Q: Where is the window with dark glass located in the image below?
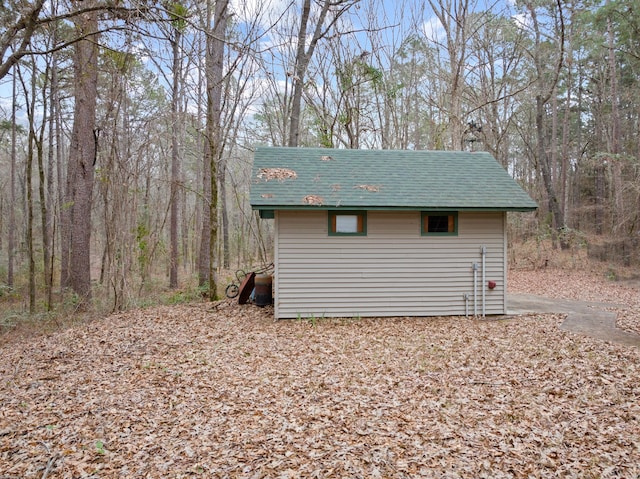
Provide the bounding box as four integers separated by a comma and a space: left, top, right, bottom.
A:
421, 212, 457, 235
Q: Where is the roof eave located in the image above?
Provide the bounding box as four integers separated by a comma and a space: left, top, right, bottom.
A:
251, 204, 538, 213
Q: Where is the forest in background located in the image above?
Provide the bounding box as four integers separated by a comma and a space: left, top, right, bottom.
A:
0, 0, 639, 317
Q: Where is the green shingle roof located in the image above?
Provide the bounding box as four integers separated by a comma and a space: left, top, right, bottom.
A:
250, 147, 537, 211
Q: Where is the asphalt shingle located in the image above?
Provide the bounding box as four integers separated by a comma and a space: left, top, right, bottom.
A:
250, 147, 537, 211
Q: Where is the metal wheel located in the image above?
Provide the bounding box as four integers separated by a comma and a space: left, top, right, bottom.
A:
235, 269, 247, 283
225, 283, 239, 299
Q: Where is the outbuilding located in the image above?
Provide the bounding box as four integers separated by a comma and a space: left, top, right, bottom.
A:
250, 147, 537, 319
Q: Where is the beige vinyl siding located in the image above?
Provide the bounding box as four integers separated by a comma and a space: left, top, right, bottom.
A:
274, 210, 507, 319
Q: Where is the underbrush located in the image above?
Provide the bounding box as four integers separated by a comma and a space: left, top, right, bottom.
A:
2, 238, 635, 341
509, 236, 639, 282
0, 274, 210, 342
0, 262, 263, 341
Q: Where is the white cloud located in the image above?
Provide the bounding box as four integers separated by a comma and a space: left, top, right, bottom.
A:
230, 0, 292, 30
132, 41, 151, 65
422, 15, 445, 41
511, 12, 532, 31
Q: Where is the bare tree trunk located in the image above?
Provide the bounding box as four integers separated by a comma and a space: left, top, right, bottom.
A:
65, 2, 99, 306
38, 78, 51, 310
527, 0, 567, 249
27, 125, 36, 313
17, 62, 39, 313
169, 27, 181, 289
560, 10, 573, 226
200, 0, 228, 298
58, 68, 69, 289
606, 11, 623, 234
196, 32, 208, 286
195, 39, 205, 282
288, 0, 355, 147
288, 0, 313, 147
44, 51, 57, 310
594, 164, 605, 235
198, 141, 211, 286
428, 0, 471, 150
219, 160, 230, 269
7, 72, 16, 288
536, 95, 565, 245
551, 89, 558, 185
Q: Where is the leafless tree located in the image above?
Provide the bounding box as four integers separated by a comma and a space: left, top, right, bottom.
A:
523, 0, 567, 249
288, 0, 359, 147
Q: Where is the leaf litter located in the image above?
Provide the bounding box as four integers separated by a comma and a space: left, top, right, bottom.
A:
1, 270, 639, 478
256, 168, 297, 181
509, 267, 640, 337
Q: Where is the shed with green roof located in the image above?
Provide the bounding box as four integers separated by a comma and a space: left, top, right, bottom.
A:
250, 146, 537, 319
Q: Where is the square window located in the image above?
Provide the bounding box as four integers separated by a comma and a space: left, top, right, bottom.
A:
421, 212, 457, 235
336, 215, 359, 233
329, 211, 366, 235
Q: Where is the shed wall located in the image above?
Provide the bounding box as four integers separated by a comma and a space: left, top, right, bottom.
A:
274, 210, 507, 319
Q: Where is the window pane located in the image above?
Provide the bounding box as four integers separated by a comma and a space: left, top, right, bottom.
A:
428, 215, 450, 233
336, 215, 359, 233
421, 212, 457, 235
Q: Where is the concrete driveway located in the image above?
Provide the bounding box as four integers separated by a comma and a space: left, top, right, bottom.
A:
508, 293, 640, 348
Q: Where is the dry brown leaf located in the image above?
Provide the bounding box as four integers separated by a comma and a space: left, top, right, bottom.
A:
257, 168, 297, 181
510, 268, 640, 336
1, 272, 639, 478
354, 184, 382, 192
302, 195, 324, 205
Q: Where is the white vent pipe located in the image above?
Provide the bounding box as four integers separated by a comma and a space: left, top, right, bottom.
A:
481, 246, 487, 317
472, 263, 478, 317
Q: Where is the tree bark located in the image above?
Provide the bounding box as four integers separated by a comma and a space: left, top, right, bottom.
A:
527, 0, 567, 249
44, 48, 58, 310
169, 25, 181, 289
38, 65, 51, 311
16, 57, 48, 312
27, 119, 36, 313
536, 95, 565, 245
7, 72, 17, 288
23, 64, 37, 313
288, 0, 312, 147
219, 159, 230, 269
606, 10, 623, 233
0, 0, 46, 81
65, 2, 99, 306
428, 0, 470, 150
198, 138, 211, 286
288, 0, 354, 147
200, 0, 228, 298
560, 7, 573, 226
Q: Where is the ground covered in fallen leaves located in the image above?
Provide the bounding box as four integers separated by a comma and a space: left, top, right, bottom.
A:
509, 268, 640, 337
1, 289, 639, 477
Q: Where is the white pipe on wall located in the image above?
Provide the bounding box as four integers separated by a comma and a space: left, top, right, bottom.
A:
472, 263, 478, 317
481, 246, 487, 317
